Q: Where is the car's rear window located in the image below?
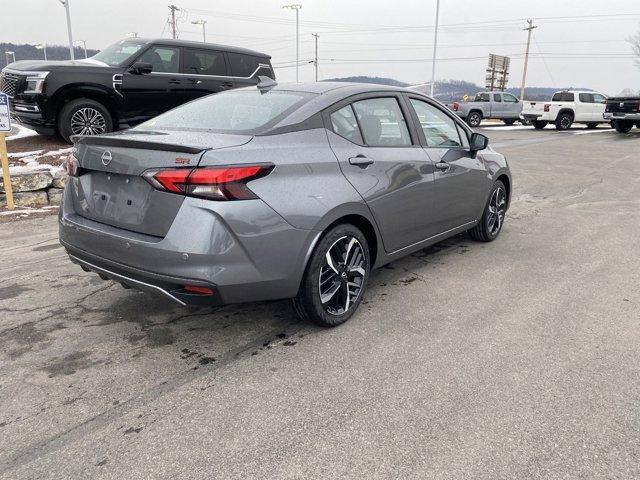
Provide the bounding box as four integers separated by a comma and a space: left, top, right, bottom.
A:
138, 89, 313, 134
552, 92, 575, 102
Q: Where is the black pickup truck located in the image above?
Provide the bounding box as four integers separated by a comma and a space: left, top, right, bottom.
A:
603, 96, 640, 133
0, 38, 274, 142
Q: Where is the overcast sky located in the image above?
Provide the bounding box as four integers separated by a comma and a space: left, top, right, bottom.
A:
2, 0, 640, 94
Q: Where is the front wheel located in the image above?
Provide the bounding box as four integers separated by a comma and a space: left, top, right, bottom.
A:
466, 111, 482, 128
292, 224, 370, 327
614, 120, 634, 133
468, 180, 507, 242
533, 120, 547, 130
58, 98, 113, 143
586, 123, 598, 129
503, 119, 515, 126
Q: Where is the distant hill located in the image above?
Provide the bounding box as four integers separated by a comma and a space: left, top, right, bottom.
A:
323, 76, 410, 87
1, 43, 99, 68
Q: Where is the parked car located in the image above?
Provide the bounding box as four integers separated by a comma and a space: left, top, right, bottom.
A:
520, 90, 608, 130
603, 95, 640, 133
0, 38, 274, 142
447, 91, 525, 127
59, 81, 511, 327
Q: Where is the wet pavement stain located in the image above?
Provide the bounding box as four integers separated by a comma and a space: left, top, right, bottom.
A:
123, 426, 143, 435
0, 284, 32, 301
41, 351, 102, 378
147, 327, 175, 347
32, 244, 62, 252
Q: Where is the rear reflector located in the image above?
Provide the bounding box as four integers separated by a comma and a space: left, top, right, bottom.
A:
544, 104, 550, 112
452, 102, 459, 111
142, 164, 273, 201
184, 285, 215, 295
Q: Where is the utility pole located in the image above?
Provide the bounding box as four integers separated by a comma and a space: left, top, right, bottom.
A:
430, 0, 441, 97
283, 4, 302, 82
168, 5, 180, 39
520, 19, 537, 101
58, 0, 75, 60
36, 44, 48, 61
75, 40, 87, 58
312, 33, 319, 81
191, 20, 207, 43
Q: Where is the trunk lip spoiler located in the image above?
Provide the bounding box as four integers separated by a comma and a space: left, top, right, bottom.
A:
71, 135, 208, 154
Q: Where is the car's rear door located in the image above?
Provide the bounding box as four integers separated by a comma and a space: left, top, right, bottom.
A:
325, 93, 438, 253
122, 44, 185, 123
405, 94, 488, 233
491, 93, 504, 118
182, 47, 232, 102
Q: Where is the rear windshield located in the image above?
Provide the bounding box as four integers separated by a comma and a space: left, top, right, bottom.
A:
137, 89, 313, 134
91, 40, 147, 67
552, 92, 574, 102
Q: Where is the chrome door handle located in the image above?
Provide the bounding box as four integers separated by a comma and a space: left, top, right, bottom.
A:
435, 161, 450, 171
349, 154, 374, 167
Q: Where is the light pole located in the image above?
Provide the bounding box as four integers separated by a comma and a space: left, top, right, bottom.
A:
283, 4, 302, 82
75, 40, 87, 58
430, 0, 441, 97
5, 51, 16, 65
36, 43, 48, 61
58, 0, 75, 60
191, 20, 207, 43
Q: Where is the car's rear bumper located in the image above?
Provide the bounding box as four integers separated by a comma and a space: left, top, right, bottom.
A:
59, 187, 321, 306
603, 112, 640, 121
520, 113, 543, 121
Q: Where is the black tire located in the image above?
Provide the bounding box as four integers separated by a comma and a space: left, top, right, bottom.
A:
586, 123, 598, 129
466, 111, 482, 128
614, 120, 634, 133
533, 120, 547, 130
503, 119, 515, 126
635, 122, 640, 129
58, 98, 113, 143
555, 112, 573, 130
292, 224, 370, 327
468, 180, 507, 243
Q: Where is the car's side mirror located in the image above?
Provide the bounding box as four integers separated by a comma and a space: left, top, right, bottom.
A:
129, 62, 153, 75
470, 132, 489, 151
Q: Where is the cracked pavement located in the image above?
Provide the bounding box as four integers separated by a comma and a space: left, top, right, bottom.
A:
0, 126, 639, 479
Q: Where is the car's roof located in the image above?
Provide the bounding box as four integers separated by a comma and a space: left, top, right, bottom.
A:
127, 38, 271, 59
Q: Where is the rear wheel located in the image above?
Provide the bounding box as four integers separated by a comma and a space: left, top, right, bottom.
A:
468, 180, 507, 242
533, 120, 547, 130
520, 118, 532, 126
555, 112, 573, 130
503, 119, 515, 126
466, 111, 482, 128
58, 98, 113, 143
586, 122, 598, 129
292, 224, 370, 327
614, 120, 634, 133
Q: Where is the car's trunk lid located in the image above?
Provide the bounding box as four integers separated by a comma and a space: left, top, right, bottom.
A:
70, 130, 252, 237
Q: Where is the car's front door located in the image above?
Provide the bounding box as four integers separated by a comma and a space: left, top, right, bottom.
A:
325, 94, 438, 253
502, 93, 521, 119
121, 45, 185, 124
406, 95, 488, 233
182, 48, 232, 102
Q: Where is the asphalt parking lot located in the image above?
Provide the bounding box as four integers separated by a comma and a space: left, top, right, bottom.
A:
1, 125, 639, 479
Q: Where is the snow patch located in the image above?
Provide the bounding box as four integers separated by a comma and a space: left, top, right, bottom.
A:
5, 124, 39, 142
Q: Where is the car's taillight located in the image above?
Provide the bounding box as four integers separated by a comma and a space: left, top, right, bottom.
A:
142, 164, 273, 201
543, 104, 550, 112
66, 152, 81, 177
452, 102, 459, 111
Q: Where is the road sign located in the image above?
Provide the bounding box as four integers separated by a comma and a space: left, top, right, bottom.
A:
485, 54, 511, 91
0, 92, 15, 209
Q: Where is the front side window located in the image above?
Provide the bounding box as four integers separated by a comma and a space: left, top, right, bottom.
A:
493, 94, 502, 102
409, 98, 462, 148
183, 49, 226, 76
91, 40, 147, 67
138, 89, 313, 133
330, 105, 363, 144
351, 97, 411, 147
503, 93, 518, 103
592, 93, 606, 104
137, 46, 181, 73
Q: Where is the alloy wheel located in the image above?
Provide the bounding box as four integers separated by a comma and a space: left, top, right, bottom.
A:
318, 236, 366, 316
486, 186, 506, 236
70, 107, 107, 136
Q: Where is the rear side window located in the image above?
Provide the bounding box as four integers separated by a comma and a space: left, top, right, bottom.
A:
475, 93, 490, 102
493, 94, 502, 102
183, 49, 226, 76
330, 105, 363, 144
592, 94, 606, 104
137, 46, 180, 73
352, 97, 411, 147
138, 90, 313, 133
228, 53, 266, 77
552, 92, 575, 102
409, 98, 462, 148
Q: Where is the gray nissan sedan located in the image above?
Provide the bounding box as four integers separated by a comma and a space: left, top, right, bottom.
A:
59, 81, 511, 327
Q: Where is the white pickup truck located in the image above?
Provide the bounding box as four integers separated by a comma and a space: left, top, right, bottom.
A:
520, 90, 609, 130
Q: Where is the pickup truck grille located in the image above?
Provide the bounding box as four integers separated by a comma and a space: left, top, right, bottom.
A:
0, 71, 21, 98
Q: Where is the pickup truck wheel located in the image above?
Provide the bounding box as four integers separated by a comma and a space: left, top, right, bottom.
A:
555, 112, 573, 131
59, 99, 113, 144
520, 118, 532, 126
614, 120, 633, 133
533, 121, 547, 130
466, 111, 482, 128
586, 123, 598, 129
503, 119, 515, 126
